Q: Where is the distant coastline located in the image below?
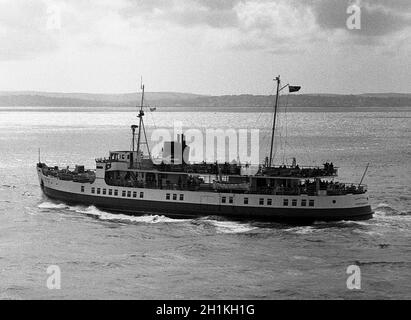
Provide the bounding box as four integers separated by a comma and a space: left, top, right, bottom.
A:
0, 91, 410, 112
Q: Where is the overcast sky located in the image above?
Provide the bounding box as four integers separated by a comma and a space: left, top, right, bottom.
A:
0, 0, 410, 95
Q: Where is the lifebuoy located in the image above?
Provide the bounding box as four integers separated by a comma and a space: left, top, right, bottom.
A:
106, 163, 111, 170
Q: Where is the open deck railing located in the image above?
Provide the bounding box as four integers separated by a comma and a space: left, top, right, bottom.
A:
104, 178, 367, 196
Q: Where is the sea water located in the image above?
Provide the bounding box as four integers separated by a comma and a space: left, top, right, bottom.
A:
0, 108, 410, 299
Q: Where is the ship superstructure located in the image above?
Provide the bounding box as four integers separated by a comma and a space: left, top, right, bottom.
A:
37, 77, 373, 222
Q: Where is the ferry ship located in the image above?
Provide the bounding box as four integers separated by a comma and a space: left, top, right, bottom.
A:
36, 77, 373, 223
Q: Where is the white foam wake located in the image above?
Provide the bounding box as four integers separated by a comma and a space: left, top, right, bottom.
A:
374, 202, 402, 216
203, 219, 257, 234
284, 226, 315, 234
74, 205, 188, 224
38, 201, 69, 210
37, 202, 260, 230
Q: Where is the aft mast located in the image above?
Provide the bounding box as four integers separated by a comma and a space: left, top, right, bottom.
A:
267, 75, 301, 167
269, 76, 281, 167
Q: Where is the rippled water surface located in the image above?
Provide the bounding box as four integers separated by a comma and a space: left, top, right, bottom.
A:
0, 108, 410, 299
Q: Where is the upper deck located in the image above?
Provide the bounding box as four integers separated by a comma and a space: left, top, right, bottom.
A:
259, 163, 337, 178
97, 150, 337, 179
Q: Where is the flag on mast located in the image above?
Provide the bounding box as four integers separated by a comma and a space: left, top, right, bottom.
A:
288, 85, 301, 93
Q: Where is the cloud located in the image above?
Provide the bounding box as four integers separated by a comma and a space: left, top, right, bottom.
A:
0, 0, 60, 60
120, 0, 242, 28
229, 1, 319, 53
119, 0, 411, 54
311, 0, 411, 37
119, 0, 321, 54
0, 0, 135, 60
1, 0, 410, 62
370, 0, 411, 11
300, 0, 411, 55
360, 1, 411, 37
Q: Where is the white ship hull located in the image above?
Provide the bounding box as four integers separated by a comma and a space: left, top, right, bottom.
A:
37, 166, 373, 223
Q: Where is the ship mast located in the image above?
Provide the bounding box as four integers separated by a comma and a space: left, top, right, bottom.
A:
131, 81, 151, 164
136, 83, 145, 158
268, 76, 281, 167
268, 76, 300, 167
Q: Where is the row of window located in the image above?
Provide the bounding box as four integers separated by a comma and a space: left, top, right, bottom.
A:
221, 196, 315, 207
282, 198, 315, 207
85, 187, 144, 199
166, 193, 184, 201
84, 186, 186, 202
82, 186, 318, 207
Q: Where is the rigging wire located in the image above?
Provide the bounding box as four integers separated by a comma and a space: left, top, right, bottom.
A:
251, 87, 276, 162
260, 91, 276, 160
138, 93, 158, 160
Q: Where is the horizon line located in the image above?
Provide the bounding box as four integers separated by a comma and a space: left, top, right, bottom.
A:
1, 90, 411, 97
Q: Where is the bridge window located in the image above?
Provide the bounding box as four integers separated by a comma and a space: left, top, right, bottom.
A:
91, 187, 95, 194
173, 194, 177, 200
133, 191, 137, 198
109, 189, 112, 196
122, 190, 126, 197
259, 198, 264, 205
97, 188, 101, 194
81, 186, 85, 193
180, 194, 184, 201
127, 191, 131, 197
114, 189, 118, 196
102, 189, 106, 195
222, 196, 226, 203
244, 197, 248, 205
309, 200, 315, 207
267, 199, 272, 206
292, 199, 297, 206
140, 192, 144, 199
283, 199, 289, 206
301, 199, 307, 207
166, 193, 170, 200
229, 197, 233, 204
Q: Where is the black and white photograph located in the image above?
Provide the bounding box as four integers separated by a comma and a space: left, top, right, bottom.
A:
0, 0, 410, 304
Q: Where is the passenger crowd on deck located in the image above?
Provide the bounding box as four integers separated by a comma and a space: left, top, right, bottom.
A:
256, 179, 365, 196
262, 162, 337, 178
